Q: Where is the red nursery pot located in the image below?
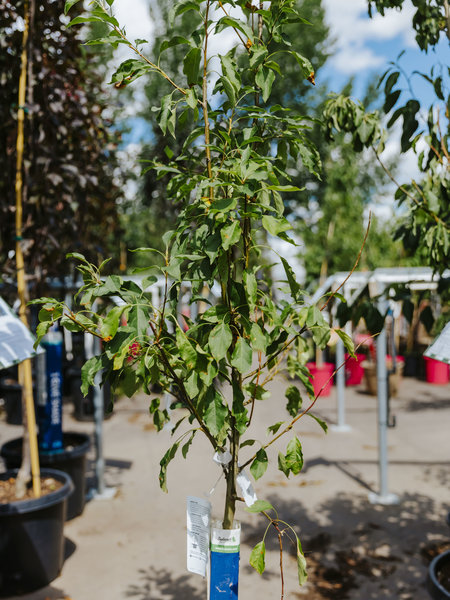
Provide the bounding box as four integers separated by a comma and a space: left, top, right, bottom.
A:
424, 356, 450, 384
307, 362, 334, 397
344, 353, 366, 386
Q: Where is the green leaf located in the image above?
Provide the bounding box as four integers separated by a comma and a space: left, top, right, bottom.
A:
249, 45, 267, 68
384, 71, 399, 95
285, 385, 302, 417
220, 55, 240, 93
250, 448, 268, 480
81, 355, 104, 396
240, 439, 256, 448
67, 15, 104, 27
307, 413, 328, 433
255, 67, 275, 103
243, 271, 257, 306
183, 47, 201, 86
221, 221, 241, 251
357, 117, 374, 144
262, 215, 291, 236
249, 541, 266, 575
64, 0, 82, 14
278, 451, 290, 478
121, 369, 139, 398
220, 76, 236, 106
95, 275, 122, 297
171, 0, 201, 22
159, 93, 174, 135
280, 257, 300, 298
334, 328, 355, 356
185, 371, 199, 398
203, 390, 228, 437
153, 409, 169, 431
159, 442, 180, 492
292, 51, 314, 80
160, 35, 191, 53
100, 305, 127, 340
285, 437, 303, 475
209, 197, 237, 213
209, 321, 233, 362
250, 322, 267, 352
182, 431, 196, 458
306, 306, 330, 348
176, 327, 197, 369
216, 16, 254, 43
232, 380, 248, 435
384, 89, 401, 113
185, 88, 197, 109
128, 304, 148, 336
113, 337, 134, 370
267, 421, 284, 435
35, 321, 52, 346
231, 337, 252, 374
60, 314, 84, 333
296, 535, 308, 585
245, 499, 274, 513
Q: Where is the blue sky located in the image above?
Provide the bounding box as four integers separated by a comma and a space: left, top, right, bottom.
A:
114, 0, 449, 146
321, 0, 450, 108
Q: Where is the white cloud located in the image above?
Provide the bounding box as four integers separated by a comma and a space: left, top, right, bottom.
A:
113, 0, 154, 42
331, 46, 384, 74
322, 0, 416, 75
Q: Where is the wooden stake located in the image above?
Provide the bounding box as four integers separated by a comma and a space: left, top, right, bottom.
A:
15, 0, 41, 498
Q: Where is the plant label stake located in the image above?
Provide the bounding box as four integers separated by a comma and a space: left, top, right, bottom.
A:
210, 520, 241, 600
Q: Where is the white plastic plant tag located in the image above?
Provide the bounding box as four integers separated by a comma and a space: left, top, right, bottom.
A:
236, 469, 258, 507
210, 520, 241, 553
213, 450, 232, 465
187, 496, 211, 576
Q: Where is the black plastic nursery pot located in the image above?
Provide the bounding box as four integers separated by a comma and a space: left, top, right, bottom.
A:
1, 432, 90, 520
428, 550, 450, 599
0, 378, 24, 425
0, 468, 73, 596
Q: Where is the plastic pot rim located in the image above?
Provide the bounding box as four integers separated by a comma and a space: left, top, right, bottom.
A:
428, 549, 450, 599
1, 431, 90, 462
0, 468, 74, 515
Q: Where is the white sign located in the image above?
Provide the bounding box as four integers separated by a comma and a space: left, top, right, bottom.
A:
424, 322, 450, 365
186, 496, 211, 577
0, 297, 42, 370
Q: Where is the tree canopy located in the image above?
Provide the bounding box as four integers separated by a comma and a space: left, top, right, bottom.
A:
0, 0, 123, 292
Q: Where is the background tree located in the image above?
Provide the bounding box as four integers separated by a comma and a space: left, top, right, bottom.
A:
0, 0, 124, 295
122, 0, 329, 266
299, 82, 409, 287
371, 0, 449, 275
325, 0, 449, 275
127, 0, 405, 283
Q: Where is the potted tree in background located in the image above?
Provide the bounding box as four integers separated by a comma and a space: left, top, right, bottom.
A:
33, 0, 367, 596
0, 0, 127, 523
0, 1, 74, 593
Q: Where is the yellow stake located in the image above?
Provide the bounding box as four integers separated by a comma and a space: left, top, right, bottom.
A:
15, 0, 41, 498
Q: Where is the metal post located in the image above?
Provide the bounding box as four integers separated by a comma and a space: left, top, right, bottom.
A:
368, 297, 399, 505
35, 351, 47, 408
87, 325, 116, 501
330, 338, 351, 432
92, 340, 105, 496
